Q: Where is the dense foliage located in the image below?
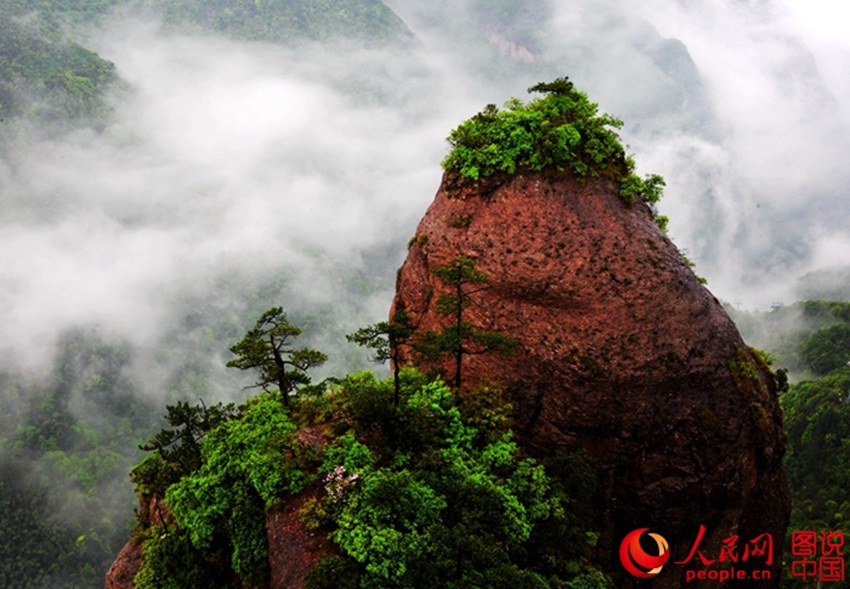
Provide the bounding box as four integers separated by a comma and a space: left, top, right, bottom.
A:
776, 301, 850, 587
0, 0, 122, 24
157, 0, 410, 45
0, 10, 117, 133
139, 400, 237, 479
145, 393, 312, 586
440, 78, 667, 228
0, 0, 409, 43
0, 330, 158, 588
131, 370, 607, 588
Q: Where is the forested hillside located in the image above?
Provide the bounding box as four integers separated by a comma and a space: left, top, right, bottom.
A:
0, 6, 118, 137
0, 0, 409, 141
0, 3, 411, 585
0, 330, 157, 588
155, 0, 410, 44
731, 300, 850, 587
128, 370, 605, 588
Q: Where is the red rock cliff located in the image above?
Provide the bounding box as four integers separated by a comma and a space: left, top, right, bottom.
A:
104, 429, 332, 589
393, 171, 789, 588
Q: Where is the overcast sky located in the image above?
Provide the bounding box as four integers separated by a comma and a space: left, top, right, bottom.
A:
782, 0, 850, 42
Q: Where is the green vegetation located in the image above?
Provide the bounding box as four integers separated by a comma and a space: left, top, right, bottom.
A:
139, 400, 237, 481
132, 392, 312, 588
132, 370, 607, 589
757, 300, 850, 587
729, 300, 850, 380
0, 0, 410, 142
440, 77, 667, 228
0, 0, 122, 25
0, 329, 158, 589
0, 10, 118, 134
0, 0, 409, 44
347, 303, 415, 404
153, 392, 311, 586
226, 307, 328, 407
0, 263, 390, 586
414, 256, 517, 390
157, 0, 411, 45
800, 324, 850, 376
125, 304, 603, 587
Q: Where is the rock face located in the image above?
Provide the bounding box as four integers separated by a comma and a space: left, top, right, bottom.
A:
393, 171, 789, 587
266, 488, 336, 589
104, 539, 143, 589
104, 494, 169, 589
105, 427, 333, 589
105, 490, 330, 589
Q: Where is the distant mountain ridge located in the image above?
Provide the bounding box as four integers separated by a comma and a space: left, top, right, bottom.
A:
0, 10, 118, 134
0, 0, 411, 138
155, 0, 412, 44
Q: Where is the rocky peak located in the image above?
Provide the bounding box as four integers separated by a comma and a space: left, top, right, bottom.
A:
393, 170, 789, 587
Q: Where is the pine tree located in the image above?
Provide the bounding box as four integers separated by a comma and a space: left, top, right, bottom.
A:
347, 302, 415, 405
140, 399, 236, 476
226, 307, 327, 407
416, 256, 516, 390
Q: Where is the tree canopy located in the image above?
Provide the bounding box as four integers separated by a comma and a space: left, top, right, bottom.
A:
132, 372, 606, 589
440, 76, 667, 228
415, 256, 517, 390
226, 307, 327, 406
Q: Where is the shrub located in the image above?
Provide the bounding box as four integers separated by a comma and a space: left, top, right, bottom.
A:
312, 376, 606, 588
441, 77, 667, 229
133, 372, 608, 588
162, 392, 310, 585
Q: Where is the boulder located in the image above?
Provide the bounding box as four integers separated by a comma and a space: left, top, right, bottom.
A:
392, 171, 789, 587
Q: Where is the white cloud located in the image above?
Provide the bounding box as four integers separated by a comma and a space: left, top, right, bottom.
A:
2, 0, 848, 381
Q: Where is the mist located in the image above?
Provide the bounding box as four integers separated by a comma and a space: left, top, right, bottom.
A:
1, 1, 848, 582
0, 19, 477, 386
3, 0, 847, 381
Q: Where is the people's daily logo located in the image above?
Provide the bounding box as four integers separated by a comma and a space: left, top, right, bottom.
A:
619, 528, 670, 578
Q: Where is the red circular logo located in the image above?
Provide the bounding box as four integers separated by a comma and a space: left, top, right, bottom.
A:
619, 528, 670, 578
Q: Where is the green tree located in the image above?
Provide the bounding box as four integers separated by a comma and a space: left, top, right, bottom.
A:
801, 324, 850, 376
441, 76, 626, 182
306, 377, 606, 589
439, 76, 667, 229
226, 307, 327, 407
416, 256, 516, 390
346, 302, 415, 405
139, 400, 236, 478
